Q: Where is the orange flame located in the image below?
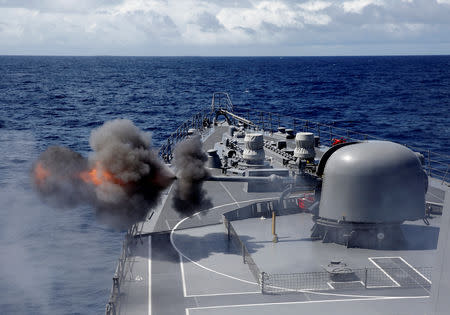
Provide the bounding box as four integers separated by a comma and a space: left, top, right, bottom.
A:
34, 162, 50, 184
80, 162, 125, 186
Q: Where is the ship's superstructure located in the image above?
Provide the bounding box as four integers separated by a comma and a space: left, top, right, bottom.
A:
106, 92, 449, 315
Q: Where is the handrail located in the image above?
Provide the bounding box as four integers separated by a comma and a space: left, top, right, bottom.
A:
211, 92, 234, 112
158, 109, 213, 163
156, 106, 448, 182
236, 107, 449, 183
107, 99, 447, 313
243, 108, 450, 157
105, 227, 140, 315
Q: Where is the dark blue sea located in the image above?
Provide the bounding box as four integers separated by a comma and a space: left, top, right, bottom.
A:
0, 56, 449, 314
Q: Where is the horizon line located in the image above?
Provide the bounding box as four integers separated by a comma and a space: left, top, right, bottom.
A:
1, 53, 450, 58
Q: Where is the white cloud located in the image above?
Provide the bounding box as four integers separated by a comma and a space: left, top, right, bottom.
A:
299, 12, 331, 25
298, 1, 332, 12
217, 1, 302, 31
0, 0, 123, 13
0, 0, 449, 55
342, 0, 385, 14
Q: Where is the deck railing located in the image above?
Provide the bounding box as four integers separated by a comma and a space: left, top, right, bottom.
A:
260, 266, 432, 294
234, 108, 449, 183
224, 216, 261, 284
156, 107, 449, 183
222, 197, 312, 286
106, 104, 446, 313
105, 228, 142, 315
158, 110, 212, 163
223, 200, 433, 294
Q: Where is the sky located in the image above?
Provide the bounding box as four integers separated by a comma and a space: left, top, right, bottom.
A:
1, 0, 450, 56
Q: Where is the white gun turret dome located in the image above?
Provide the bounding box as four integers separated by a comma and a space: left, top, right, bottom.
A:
319, 141, 427, 223
312, 141, 428, 248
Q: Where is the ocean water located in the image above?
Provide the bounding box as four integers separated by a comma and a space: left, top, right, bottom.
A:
0, 56, 449, 314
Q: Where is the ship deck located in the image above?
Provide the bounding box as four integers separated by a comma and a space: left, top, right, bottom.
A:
116, 123, 449, 315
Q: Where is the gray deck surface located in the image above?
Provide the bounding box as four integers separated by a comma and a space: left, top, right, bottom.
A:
116, 123, 448, 315
232, 213, 439, 275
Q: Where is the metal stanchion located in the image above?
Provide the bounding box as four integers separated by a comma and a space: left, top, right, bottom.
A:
272, 211, 278, 243
261, 272, 266, 293
364, 268, 368, 289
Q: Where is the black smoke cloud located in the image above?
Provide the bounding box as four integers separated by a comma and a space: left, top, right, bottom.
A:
33, 119, 174, 229
172, 135, 212, 217
33, 146, 92, 207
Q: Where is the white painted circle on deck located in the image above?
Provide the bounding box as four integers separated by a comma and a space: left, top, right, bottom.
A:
170, 200, 429, 299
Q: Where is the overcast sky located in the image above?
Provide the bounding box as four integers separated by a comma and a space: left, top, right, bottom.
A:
1, 0, 450, 56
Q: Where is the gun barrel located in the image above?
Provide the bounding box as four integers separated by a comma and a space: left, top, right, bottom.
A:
205, 175, 295, 184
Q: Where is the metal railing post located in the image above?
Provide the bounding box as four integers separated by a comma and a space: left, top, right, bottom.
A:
261, 112, 265, 130
364, 268, 368, 289
261, 272, 266, 293
329, 126, 332, 144
270, 113, 272, 133
428, 150, 431, 176
443, 166, 449, 184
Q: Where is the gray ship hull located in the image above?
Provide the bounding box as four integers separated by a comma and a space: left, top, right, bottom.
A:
107, 102, 449, 315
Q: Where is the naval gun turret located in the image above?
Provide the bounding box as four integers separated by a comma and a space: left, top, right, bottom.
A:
311, 140, 428, 248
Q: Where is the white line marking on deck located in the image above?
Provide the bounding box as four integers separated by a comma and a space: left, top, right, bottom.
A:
171, 197, 283, 286
368, 257, 401, 287
179, 254, 188, 297
180, 249, 260, 297
171, 202, 429, 299
185, 295, 429, 311
368, 256, 401, 259
219, 182, 240, 207
428, 190, 444, 203
148, 236, 152, 315
327, 281, 364, 290
397, 256, 432, 284
188, 291, 261, 297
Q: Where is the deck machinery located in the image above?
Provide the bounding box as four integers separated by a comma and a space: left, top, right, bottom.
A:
107, 92, 449, 315
208, 112, 429, 249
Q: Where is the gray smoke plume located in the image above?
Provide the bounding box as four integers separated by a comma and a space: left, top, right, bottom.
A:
172, 136, 212, 217
89, 119, 174, 226
32, 146, 93, 207
32, 119, 175, 229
